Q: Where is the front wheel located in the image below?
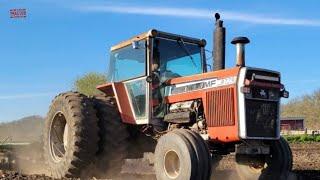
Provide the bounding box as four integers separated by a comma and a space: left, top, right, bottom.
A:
235, 137, 292, 180
154, 129, 211, 180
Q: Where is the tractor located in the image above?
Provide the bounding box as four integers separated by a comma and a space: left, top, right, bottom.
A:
43, 13, 292, 180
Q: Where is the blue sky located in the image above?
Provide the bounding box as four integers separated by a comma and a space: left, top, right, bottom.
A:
1, 0, 320, 122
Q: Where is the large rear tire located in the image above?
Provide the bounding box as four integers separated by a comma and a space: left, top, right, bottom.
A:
236, 137, 292, 180
90, 94, 129, 178
154, 129, 211, 180
43, 92, 99, 178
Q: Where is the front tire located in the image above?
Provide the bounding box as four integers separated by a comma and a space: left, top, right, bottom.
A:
154, 129, 211, 180
236, 137, 293, 180
43, 92, 99, 178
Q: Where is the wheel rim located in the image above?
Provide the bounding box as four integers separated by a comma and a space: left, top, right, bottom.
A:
49, 111, 68, 163
164, 150, 180, 179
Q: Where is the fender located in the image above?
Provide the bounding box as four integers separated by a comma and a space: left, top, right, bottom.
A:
97, 83, 136, 124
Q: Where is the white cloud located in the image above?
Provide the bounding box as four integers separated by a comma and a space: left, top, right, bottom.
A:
0, 92, 54, 100
75, 5, 320, 27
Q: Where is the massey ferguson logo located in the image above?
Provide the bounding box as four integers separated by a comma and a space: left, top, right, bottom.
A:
203, 79, 217, 88
169, 76, 237, 95
260, 89, 267, 97
202, 77, 237, 89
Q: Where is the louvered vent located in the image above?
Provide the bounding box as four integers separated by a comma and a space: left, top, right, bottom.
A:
205, 87, 235, 127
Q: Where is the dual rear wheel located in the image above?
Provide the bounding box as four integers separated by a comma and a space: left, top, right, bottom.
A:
43, 92, 99, 178
43, 92, 128, 178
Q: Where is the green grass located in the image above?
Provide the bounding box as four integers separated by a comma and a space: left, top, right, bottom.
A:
284, 134, 320, 143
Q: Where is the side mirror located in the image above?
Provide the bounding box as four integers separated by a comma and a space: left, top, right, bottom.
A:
146, 75, 153, 83
281, 89, 289, 98
146, 73, 160, 84
132, 40, 140, 49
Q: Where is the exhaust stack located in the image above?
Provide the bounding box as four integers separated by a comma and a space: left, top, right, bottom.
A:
213, 13, 226, 71
231, 37, 250, 67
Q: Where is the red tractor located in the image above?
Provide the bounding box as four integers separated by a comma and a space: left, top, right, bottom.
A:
43, 13, 292, 180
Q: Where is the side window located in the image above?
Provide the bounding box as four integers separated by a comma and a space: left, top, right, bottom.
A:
107, 40, 146, 82
125, 78, 147, 119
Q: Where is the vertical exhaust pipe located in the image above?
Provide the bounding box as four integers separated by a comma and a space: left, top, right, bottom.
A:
213, 13, 226, 71
231, 37, 250, 67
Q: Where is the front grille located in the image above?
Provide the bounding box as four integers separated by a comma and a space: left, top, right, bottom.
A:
205, 87, 236, 127
245, 99, 278, 137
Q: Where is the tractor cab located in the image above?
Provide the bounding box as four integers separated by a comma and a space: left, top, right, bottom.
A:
104, 30, 207, 124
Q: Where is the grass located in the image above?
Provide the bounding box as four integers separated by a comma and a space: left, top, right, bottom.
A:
283, 134, 320, 143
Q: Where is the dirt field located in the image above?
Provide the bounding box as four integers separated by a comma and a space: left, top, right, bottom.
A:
290, 142, 320, 179
0, 142, 319, 179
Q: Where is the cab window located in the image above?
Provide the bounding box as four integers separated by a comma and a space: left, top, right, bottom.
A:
153, 37, 203, 82
107, 40, 146, 82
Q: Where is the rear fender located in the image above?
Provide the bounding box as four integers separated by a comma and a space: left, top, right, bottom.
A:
97, 83, 136, 124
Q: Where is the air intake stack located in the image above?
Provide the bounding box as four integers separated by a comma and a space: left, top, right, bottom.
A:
213, 13, 226, 71
231, 37, 250, 67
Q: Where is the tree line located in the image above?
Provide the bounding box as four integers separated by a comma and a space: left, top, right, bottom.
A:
281, 89, 320, 129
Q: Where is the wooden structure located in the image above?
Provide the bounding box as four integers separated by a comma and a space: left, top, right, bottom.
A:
280, 117, 304, 131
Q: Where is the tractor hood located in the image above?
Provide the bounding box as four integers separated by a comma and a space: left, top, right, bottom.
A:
165, 67, 241, 99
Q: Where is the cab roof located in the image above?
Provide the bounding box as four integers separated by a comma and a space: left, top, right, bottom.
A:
110, 29, 206, 51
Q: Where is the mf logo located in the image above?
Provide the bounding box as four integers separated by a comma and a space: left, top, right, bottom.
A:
202, 79, 217, 88
260, 89, 267, 98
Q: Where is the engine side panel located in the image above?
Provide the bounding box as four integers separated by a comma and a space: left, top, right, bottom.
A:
204, 85, 239, 142
204, 87, 236, 127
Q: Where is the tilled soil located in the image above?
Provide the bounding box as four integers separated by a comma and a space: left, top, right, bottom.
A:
290, 143, 320, 171
290, 142, 320, 180
0, 142, 319, 179
0, 170, 51, 180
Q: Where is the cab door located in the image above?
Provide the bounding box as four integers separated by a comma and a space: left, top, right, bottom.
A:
123, 76, 150, 124
107, 38, 151, 124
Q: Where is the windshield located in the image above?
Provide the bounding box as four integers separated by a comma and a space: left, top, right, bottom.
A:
107, 40, 146, 82
153, 37, 203, 82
